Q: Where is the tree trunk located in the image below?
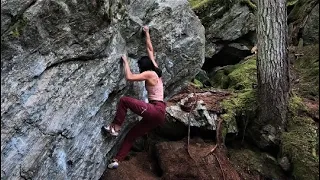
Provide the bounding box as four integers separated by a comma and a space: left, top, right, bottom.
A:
255, 0, 290, 150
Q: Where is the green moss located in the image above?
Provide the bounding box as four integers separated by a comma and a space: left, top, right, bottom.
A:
188, 0, 211, 9
221, 90, 257, 119
10, 17, 28, 38
211, 69, 231, 89
289, 94, 308, 116
229, 148, 286, 179
221, 89, 257, 136
211, 56, 258, 138
228, 56, 257, 90
279, 50, 319, 179
293, 44, 319, 100
240, 0, 257, 11
281, 117, 319, 180
280, 95, 319, 180
211, 55, 257, 91
191, 79, 204, 88
189, 0, 237, 10
287, 0, 299, 6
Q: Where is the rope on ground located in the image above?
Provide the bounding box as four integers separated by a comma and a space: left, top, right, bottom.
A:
205, 119, 223, 157
180, 87, 199, 159
204, 117, 226, 180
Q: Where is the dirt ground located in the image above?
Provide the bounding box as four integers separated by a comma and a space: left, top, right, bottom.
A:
100, 138, 262, 180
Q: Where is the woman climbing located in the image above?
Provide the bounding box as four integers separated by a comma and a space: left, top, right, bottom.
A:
102, 26, 166, 169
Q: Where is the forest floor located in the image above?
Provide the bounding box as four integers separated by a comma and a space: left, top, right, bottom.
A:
100, 138, 262, 180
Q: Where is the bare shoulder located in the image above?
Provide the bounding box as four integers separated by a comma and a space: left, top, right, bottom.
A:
144, 70, 158, 78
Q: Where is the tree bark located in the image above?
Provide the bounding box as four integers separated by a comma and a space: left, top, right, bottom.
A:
255, 0, 290, 150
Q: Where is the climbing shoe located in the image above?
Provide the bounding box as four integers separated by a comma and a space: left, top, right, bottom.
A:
107, 159, 119, 169
102, 125, 119, 137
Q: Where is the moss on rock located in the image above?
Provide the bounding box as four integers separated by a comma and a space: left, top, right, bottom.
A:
10, 16, 28, 38
280, 94, 319, 180
211, 69, 231, 89
228, 56, 257, 90
188, 0, 212, 9
293, 44, 319, 100
191, 79, 204, 88
281, 117, 319, 180
221, 90, 257, 122
210, 55, 258, 140
287, 0, 299, 6
240, 0, 257, 11
212, 55, 257, 90
229, 148, 287, 179
188, 0, 237, 10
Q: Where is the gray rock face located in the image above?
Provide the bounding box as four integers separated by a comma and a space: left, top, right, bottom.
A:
202, 3, 256, 58
205, 3, 256, 42
303, 4, 319, 45
1, 0, 205, 179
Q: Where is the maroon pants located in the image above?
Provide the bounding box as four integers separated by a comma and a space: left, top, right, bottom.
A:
113, 96, 166, 161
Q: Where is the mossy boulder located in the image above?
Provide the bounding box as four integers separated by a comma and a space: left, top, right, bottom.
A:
280, 95, 319, 180
211, 55, 257, 90
210, 55, 258, 141
221, 89, 257, 140
229, 148, 287, 179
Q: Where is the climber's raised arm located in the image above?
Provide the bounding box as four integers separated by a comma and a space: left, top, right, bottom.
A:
121, 55, 154, 81
143, 26, 158, 68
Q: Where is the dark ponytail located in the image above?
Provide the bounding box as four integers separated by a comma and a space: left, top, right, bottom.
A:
138, 56, 162, 77
154, 67, 162, 78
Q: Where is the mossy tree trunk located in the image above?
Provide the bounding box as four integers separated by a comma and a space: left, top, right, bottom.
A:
254, 0, 290, 150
